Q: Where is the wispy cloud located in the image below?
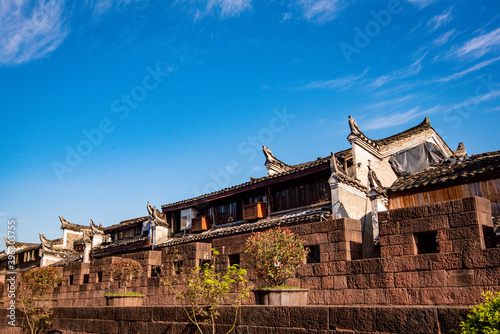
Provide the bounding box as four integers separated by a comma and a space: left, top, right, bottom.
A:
0, 212, 7, 216
194, 0, 252, 21
0, 0, 68, 65
301, 68, 368, 91
433, 56, 500, 83
90, 0, 147, 16
452, 27, 500, 60
364, 88, 500, 130
405, 0, 437, 9
369, 55, 425, 88
431, 29, 457, 47
296, 0, 346, 23
363, 105, 441, 130
360, 95, 419, 111
301, 55, 425, 92
427, 7, 453, 32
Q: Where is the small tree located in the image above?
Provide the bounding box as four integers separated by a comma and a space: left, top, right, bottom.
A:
243, 227, 308, 288
164, 249, 250, 334
459, 291, 500, 333
18, 267, 63, 334
108, 258, 143, 291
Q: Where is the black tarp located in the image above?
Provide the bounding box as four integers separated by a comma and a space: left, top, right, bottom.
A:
389, 141, 446, 177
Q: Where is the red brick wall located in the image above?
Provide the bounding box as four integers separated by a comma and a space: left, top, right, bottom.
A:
2, 197, 498, 309
0, 305, 470, 334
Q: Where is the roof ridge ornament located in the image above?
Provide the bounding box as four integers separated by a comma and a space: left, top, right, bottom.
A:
348, 115, 362, 135
147, 202, 168, 228
262, 145, 293, 176
39, 233, 54, 251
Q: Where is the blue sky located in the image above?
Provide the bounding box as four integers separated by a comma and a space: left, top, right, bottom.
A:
1, 0, 499, 246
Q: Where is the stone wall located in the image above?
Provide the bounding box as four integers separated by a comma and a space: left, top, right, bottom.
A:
1, 197, 499, 332
0, 305, 470, 334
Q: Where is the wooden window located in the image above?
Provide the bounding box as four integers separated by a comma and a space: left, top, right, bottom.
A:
273, 177, 331, 212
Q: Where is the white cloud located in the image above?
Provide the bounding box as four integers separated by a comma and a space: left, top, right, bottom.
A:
0, 0, 68, 65
301, 68, 369, 91
90, 0, 146, 16
453, 27, 500, 60
431, 29, 457, 47
301, 56, 424, 91
363, 105, 441, 130
282, 12, 292, 21
405, 0, 437, 9
427, 7, 453, 32
296, 0, 345, 23
195, 0, 252, 21
369, 55, 425, 88
434, 56, 500, 83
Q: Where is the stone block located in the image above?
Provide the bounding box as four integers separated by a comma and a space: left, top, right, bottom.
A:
380, 245, 403, 257
449, 212, 480, 228
369, 273, 394, 288
430, 253, 462, 270
321, 276, 334, 289
427, 201, 452, 216
378, 211, 388, 222
304, 233, 329, 246
399, 215, 449, 234
289, 307, 328, 330
361, 258, 381, 274
330, 306, 376, 332
375, 306, 438, 333
301, 277, 322, 289
402, 243, 416, 255
437, 307, 470, 334
447, 270, 475, 287
313, 263, 328, 277
336, 218, 361, 231
346, 274, 370, 289
379, 221, 399, 236
241, 306, 289, 327
462, 196, 492, 214
333, 276, 347, 290
328, 231, 345, 243
310, 219, 337, 233
345, 260, 362, 275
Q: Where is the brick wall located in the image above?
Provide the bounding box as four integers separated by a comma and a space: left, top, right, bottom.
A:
2, 197, 499, 309
0, 305, 470, 334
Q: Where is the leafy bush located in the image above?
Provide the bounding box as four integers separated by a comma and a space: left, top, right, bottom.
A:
19, 267, 63, 334
459, 291, 500, 333
243, 227, 308, 287
164, 249, 249, 334
22, 267, 62, 298
108, 258, 143, 289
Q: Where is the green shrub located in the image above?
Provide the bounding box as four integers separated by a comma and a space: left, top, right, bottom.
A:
243, 227, 308, 287
164, 248, 249, 334
19, 267, 63, 334
108, 258, 143, 290
459, 291, 500, 333
22, 267, 62, 298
